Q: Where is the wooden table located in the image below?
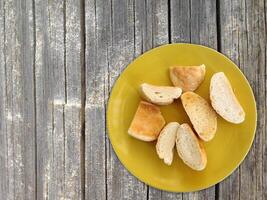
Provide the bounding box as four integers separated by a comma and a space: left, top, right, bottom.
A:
0, 0, 265, 199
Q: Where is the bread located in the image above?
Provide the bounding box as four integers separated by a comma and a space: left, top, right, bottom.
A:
169, 64, 206, 92
181, 92, 217, 141
156, 122, 180, 165
128, 101, 166, 141
210, 72, 245, 124
176, 123, 207, 171
140, 83, 182, 105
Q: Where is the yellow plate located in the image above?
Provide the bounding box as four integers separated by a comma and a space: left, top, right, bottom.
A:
107, 43, 257, 192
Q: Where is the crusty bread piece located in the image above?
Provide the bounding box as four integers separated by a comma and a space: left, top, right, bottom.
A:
156, 122, 180, 165
128, 101, 166, 141
210, 72, 245, 124
176, 123, 207, 171
169, 64, 206, 92
140, 83, 182, 105
181, 92, 217, 141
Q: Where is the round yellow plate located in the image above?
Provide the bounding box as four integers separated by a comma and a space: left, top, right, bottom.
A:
107, 43, 257, 192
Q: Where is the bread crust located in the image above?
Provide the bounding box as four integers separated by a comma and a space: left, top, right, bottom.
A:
210, 72, 245, 124
169, 64, 205, 92
181, 92, 217, 141
128, 101, 166, 141
176, 123, 207, 171
140, 83, 182, 105
156, 122, 180, 165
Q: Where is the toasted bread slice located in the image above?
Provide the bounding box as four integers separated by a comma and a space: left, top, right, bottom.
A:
156, 122, 180, 165
140, 83, 182, 105
210, 72, 245, 124
176, 123, 207, 171
128, 101, 166, 141
169, 64, 206, 92
181, 92, 217, 141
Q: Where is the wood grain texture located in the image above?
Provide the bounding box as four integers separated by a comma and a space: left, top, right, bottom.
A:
35, 0, 83, 199
64, 105, 82, 200
65, 0, 83, 199
171, 0, 217, 47
84, 0, 108, 199
35, 0, 65, 199
0, 0, 36, 199
218, 0, 266, 199
0, 1, 7, 199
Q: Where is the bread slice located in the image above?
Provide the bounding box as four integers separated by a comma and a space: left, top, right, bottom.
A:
210, 72, 245, 124
140, 83, 182, 105
128, 101, 166, 141
156, 122, 180, 165
176, 123, 207, 171
169, 64, 206, 92
181, 92, 217, 141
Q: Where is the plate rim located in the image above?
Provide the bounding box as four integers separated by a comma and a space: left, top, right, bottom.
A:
106, 43, 257, 192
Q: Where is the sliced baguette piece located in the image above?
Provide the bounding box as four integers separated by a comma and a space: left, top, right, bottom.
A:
176, 123, 207, 171
181, 92, 217, 141
169, 64, 206, 92
210, 72, 245, 124
156, 122, 180, 165
128, 101, 166, 141
140, 83, 182, 105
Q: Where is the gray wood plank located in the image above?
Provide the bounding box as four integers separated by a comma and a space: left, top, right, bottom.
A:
218, 0, 266, 199
147, 0, 169, 47
0, 0, 8, 199
50, 103, 65, 199
171, 0, 217, 47
65, 0, 83, 199
64, 105, 82, 200
84, 0, 108, 199
106, 0, 149, 199
66, 0, 82, 102
35, 0, 65, 199
134, 0, 151, 55
1, 0, 36, 199
170, 0, 190, 43
35, 0, 83, 199
170, 0, 217, 199
189, 0, 217, 48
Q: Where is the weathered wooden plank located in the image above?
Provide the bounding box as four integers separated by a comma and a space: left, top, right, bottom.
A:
170, 0, 217, 199
218, 0, 266, 199
64, 105, 82, 200
189, 0, 217, 48
1, 0, 36, 199
148, 0, 169, 47
35, 0, 65, 199
84, 0, 107, 199
66, 0, 82, 102
170, 0, 190, 43
134, 0, 151, 55
64, 0, 83, 199
171, 0, 217, 47
149, 188, 182, 200
50, 103, 65, 199
0, 0, 8, 199
36, 0, 83, 199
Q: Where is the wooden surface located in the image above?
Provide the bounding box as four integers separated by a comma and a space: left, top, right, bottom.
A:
0, 0, 266, 199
